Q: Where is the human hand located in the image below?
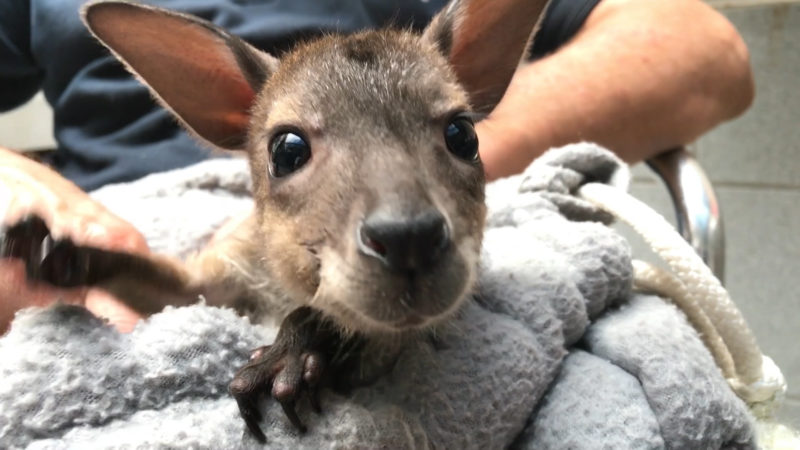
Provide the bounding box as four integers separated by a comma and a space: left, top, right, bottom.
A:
0, 149, 148, 334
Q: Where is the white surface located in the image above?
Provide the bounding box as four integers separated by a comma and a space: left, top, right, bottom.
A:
0, 92, 56, 151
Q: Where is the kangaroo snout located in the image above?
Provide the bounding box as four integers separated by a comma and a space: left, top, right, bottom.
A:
358, 208, 450, 273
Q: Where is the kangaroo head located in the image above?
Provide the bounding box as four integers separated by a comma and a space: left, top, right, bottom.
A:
83, 0, 546, 334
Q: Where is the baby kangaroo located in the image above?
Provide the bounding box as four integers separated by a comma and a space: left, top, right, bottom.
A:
1, 0, 547, 442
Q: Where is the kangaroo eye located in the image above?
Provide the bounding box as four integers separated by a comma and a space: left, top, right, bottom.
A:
270, 132, 311, 177
444, 116, 479, 161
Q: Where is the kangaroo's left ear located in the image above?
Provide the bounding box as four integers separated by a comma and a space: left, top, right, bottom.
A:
82, 0, 280, 151
422, 0, 550, 113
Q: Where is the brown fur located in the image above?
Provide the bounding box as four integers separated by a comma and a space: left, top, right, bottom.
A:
79, 0, 546, 336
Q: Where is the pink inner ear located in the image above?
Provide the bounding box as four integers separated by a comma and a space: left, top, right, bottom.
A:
444, 0, 548, 113
88, 4, 257, 149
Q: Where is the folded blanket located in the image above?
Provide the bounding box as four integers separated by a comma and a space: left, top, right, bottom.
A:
0, 144, 756, 449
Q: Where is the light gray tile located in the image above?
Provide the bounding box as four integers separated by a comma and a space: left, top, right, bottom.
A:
629, 162, 655, 183
696, 4, 800, 188
777, 397, 800, 429
0, 92, 56, 151
714, 186, 800, 404
624, 181, 677, 225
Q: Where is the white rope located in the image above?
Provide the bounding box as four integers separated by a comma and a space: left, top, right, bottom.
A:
632, 260, 737, 380
577, 182, 786, 407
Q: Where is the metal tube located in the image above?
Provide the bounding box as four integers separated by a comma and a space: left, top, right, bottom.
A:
646, 147, 726, 283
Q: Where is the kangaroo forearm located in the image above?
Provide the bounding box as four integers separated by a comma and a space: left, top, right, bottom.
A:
69, 247, 204, 314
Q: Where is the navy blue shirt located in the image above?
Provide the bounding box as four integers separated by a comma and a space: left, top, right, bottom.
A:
0, 0, 599, 191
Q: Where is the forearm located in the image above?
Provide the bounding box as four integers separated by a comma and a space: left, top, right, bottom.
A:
478, 0, 754, 180
1, 146, 148, 334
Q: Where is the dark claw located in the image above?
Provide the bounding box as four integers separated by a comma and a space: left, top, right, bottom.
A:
231, 345, 320, 440
279, 400, 306, 433
1, 215, 91, 287
303, 353, 325, 414
2, 215, 50, 279
230, 363, 270, 443
229, 307, 356, 442
233, 394, 267, 443
2, 215, 49, 257
40, 239, 90, 287
308, 386, 322, 414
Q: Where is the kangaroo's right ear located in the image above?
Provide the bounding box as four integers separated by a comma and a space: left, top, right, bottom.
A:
82, 1, 279, 151
422, 0, 550, 114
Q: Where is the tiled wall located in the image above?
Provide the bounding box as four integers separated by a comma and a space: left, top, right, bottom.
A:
1, 0, 798, 430
0, 92, 55, 151
624, 1, 800, 428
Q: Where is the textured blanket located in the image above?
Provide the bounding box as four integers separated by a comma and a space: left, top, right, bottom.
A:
0, 144, 756, 449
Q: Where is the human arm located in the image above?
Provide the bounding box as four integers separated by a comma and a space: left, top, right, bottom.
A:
0, 147, 147, 333
477, 0, 755, 181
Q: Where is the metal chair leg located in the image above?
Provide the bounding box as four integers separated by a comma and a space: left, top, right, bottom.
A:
646, 147, 726, 283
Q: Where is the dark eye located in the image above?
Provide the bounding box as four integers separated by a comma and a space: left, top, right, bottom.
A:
269, 132, 311, 177
444, 116, 479, 161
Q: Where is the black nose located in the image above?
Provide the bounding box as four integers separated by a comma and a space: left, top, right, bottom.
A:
358, 209, 450, 272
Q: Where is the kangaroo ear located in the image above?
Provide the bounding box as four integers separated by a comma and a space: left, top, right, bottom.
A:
82, 1, 279, 151
422, 0, 550, 114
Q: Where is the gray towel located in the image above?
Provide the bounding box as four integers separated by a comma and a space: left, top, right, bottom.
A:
0, 143, 756, 449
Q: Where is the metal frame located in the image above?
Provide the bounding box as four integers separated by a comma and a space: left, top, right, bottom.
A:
646, 147, 726, 283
